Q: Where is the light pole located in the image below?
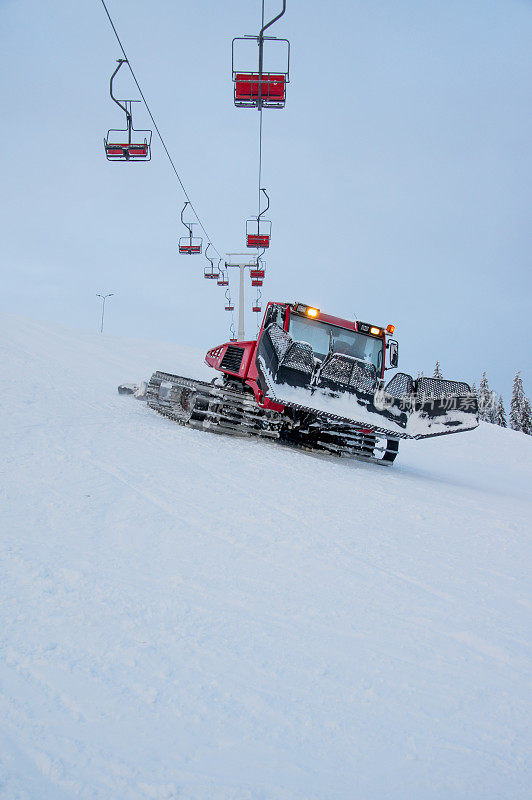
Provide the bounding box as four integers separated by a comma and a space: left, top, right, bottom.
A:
96, 293, 114, 333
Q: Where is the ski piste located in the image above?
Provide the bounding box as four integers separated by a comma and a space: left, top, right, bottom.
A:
138, 302, 478, 465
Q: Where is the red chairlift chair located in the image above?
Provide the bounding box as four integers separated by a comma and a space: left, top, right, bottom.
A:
234, 73, 287, 108
247, 232, 270, 248
246, 189, 271, 249
179, 202, 202, 255
252, 285, 262, 313
203, 244, 219, 279
217, 262, 229, 286
180, 241, 202, 254
224, 288, 234, 311
232, 3, 290, 110
104, 59, 152, 161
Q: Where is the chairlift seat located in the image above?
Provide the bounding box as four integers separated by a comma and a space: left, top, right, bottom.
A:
179, 236, 202, 254
251, 279, 263, 287
250, 269, 265, 279
104, 128, 152, 161
252, 306, 262, 313
247, 234, 270, 248
180, 245, 201, 254
218, 278, 229, 286
225, 305, 235, 311
105, 143, 149, 159
234, 73, 286, 107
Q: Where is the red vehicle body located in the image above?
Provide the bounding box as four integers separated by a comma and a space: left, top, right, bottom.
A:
205, 301, 391, 423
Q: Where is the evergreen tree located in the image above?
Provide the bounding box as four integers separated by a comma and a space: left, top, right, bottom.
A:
469, 382, 478, 414
433, 361, 443, 379
489, 390, 497, 423
510, 371, 525, 431
478, 372, 494, 422
495, 395, 507, 428
522, 397, 532, 436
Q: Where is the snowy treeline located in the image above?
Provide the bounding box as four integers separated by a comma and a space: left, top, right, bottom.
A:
431, 364, 532, 435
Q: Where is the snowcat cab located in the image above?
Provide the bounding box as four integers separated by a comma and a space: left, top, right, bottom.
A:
104, 59, 152, 161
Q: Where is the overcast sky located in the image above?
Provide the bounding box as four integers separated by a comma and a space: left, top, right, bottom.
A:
1, 0, 531, 400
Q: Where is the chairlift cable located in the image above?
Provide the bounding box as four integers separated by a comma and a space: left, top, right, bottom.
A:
99, 0, 222, 259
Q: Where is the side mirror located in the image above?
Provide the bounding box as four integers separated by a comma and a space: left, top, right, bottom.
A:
388, 339, 399, 369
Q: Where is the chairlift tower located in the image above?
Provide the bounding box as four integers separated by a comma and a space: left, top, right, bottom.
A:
224, 254, 262, 340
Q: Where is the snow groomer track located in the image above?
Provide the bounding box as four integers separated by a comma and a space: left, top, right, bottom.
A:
146, 370, 399, 462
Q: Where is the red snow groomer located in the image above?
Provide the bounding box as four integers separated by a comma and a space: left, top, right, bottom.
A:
145, 302, 478, 464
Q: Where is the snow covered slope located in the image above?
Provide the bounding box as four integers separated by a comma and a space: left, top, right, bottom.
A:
1, 314, 530, 800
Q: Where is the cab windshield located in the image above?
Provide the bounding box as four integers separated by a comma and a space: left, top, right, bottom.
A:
288, 313, 383, 372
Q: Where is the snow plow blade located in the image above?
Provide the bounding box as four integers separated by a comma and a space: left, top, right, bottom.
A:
255, 324, 479, 440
